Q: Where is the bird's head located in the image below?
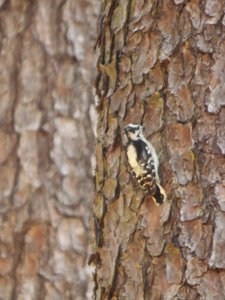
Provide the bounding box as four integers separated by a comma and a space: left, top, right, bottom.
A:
124, 124, 143, 141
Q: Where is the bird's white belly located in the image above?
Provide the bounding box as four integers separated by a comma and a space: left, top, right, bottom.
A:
127, 144, 145, 175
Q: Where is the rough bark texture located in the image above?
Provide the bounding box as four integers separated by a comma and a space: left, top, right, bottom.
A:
94, 0, 225, 299
0, 1, 99, 299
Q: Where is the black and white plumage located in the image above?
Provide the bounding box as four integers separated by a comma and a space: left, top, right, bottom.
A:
124, 124, 166, 205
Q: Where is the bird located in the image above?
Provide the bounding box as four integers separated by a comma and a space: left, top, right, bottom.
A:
124, 123, 167, 205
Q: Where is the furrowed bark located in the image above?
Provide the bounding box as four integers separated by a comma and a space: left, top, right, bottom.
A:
94, 0, 225, 299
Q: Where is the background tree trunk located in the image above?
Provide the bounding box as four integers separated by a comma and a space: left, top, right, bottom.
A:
94, 0, 225, 299
0, 1, 99, 299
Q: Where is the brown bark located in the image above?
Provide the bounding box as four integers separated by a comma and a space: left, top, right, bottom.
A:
94, 0, 225, 299
0, 1, 99, 299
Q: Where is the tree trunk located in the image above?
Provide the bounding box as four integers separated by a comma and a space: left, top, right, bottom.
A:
93, 0, 225, 299
0, 1, 99, 299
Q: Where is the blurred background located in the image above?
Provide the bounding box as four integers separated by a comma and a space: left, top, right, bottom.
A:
0, 1, 100, 299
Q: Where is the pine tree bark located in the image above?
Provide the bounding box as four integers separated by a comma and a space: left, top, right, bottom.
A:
93, 0, 225, 299
0, 1, 99, 299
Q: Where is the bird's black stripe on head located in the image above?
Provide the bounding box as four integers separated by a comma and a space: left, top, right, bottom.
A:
125, 124, 141, 132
